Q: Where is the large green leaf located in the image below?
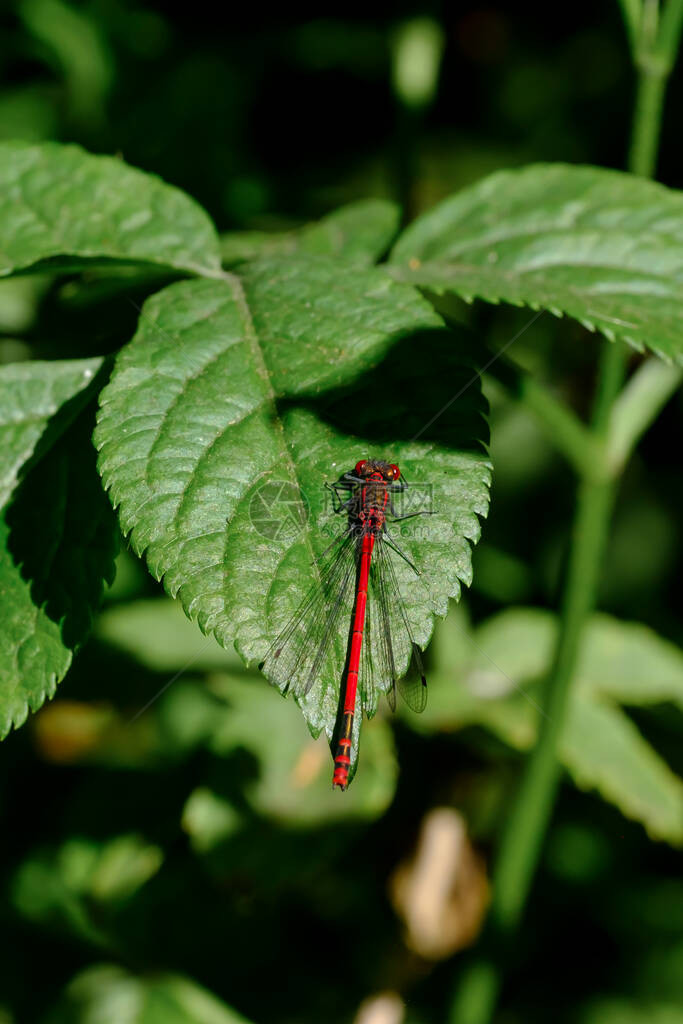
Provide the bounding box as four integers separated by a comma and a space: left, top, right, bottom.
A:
417, 607, 683, 843
95, 255, 491, 777
0, 141, 221, 278
390, 163, 683, 363
44, 965, 253, 1024
0, 404, 119, 737
220, 198, 401, 268
0, 357, 103, 507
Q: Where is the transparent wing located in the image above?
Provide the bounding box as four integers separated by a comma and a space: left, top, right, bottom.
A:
361, 591, 379, 714
259, 531, 358, 700
364, 538, 399, 713
363, 535, 427, 715
372, 535, 428, 714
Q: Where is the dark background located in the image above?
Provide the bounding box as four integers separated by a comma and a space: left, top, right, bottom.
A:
0, 3, 682, 1023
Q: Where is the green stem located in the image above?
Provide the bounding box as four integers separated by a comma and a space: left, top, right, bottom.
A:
451, 477, 619, 1024
628, 0, 683, 176
617, 0, 643, 51
449, 5, 683, 1022
628, 58, 667, 177
657, 0, 683, 63
607, 358, 683, 473
449, 343, 625, 1024
452, 473, 618, 1022
591, 331, 628, 431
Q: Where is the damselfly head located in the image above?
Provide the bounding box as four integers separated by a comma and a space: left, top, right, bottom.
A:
353, 458, 401, 481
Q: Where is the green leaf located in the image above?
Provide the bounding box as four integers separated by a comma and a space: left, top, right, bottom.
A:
406, 603, 538, 749
197, 673, 398, 825
467, 608, 683, 711
95, 597, 243, 673
0, 141, 221, 278
390, 163, 683, 363
220, 198, 400, 268
95, 255, 491, 779
13, 834, 163, 939
577, 613, 683, 710
0, 403, 119, 737
44, 965, 254, 1024
417, 607, 683, 843
0, 357, 103, 508
563, 694, 683, 844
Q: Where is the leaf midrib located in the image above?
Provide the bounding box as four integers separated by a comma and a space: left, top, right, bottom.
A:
224, 271, 322, 599
395, 252, 683, 284
402, 219, 683, 262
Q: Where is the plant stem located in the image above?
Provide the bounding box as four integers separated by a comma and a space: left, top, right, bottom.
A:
628, 59, 667, 177
607, 358, 683, 473
617, 0, 643, 51
449, 343, 625, 1024
628, 0, 683, 176
658, 0, 683, 58
449, 5, 683, 1022
495, 345, 625, 922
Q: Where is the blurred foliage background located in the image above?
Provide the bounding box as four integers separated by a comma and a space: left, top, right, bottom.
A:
1, 2, 682, 1023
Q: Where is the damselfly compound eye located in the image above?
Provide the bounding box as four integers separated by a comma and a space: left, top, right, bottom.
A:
354, 460, 368, 476
389, 464, 400, 480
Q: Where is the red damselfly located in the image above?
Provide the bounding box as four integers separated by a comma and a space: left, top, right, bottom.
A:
259, 458, 431, 790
